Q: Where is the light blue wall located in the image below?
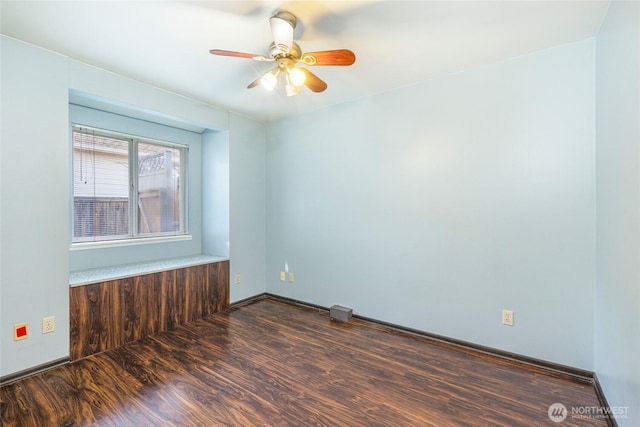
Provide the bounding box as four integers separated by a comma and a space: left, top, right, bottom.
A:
229, 113, 267, 302
68, 60, 229, 132
202, 130, 230, 259
595, 1, 640, 425
0, 36, 265, 377
266, 39, 596, 369
1, 36, 71, 376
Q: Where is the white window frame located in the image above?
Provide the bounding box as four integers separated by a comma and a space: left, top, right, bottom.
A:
70, 124, 189, 247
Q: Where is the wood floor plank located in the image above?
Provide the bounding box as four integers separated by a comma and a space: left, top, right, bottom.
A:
1, 298, 609, 426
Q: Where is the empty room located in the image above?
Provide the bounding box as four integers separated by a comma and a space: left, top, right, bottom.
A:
0, 1, 638, 426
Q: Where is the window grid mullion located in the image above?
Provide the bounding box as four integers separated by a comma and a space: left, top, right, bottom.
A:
130, 139, 138, 238
181, 148, 188, 234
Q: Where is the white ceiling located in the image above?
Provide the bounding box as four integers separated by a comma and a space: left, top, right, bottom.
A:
1, 1, 609, 122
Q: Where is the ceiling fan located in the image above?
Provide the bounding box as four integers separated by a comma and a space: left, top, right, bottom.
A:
210, 11, 356, 96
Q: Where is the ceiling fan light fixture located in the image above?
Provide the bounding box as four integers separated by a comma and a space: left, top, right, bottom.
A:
288, 67, 306, 86
285, 82, 301, 97
285, 70, 302, 96
260, 68, 281, 91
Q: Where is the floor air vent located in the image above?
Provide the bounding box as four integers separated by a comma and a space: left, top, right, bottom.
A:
330, 305, 353, 322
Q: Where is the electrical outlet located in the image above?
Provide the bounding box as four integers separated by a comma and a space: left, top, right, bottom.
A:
280, 271, 286, 281
502, 309, 514, 326
288, 272, 295, 283
234, 273, 241, 284
42, 316, 55, 334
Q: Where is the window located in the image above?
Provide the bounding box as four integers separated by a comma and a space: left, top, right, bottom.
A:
72, 125, 187, 243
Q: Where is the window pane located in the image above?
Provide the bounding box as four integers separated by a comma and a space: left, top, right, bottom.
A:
137, 142, 183, 235
73, 129, 130, 240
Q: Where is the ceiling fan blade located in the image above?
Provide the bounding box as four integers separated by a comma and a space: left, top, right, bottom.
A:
209, 49, 272, 61
270, 11, 296, 51
300, 68, 328, 93
300, 49, 356, 66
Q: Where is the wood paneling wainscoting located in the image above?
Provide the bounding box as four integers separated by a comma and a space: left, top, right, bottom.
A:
69, 260, 229, 360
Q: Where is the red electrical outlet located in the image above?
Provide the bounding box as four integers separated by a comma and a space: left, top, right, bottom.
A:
14, 323, 28, 341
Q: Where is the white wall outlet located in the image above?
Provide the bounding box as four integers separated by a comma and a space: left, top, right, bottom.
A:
288, 272, 294, 283
280, 271, 286, 281
502, 310, 514, 326
42, 316, 55, 334
234, 273, 241, 284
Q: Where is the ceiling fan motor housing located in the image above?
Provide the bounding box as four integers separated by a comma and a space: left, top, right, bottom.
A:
269, 41, 302, 60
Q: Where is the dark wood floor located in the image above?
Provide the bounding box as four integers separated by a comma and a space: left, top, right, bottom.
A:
1, 298, 608, 426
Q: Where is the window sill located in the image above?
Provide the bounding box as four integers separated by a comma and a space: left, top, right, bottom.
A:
69, 254, 228, 287
69, 234, 192, 251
